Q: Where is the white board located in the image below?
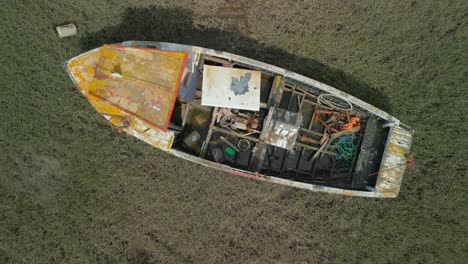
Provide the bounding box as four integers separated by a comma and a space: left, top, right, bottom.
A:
201, 65, 261, 111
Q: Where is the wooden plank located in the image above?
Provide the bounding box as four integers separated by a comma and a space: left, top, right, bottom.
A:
351, 117, 388, 189
300, 128, 324, 137
202, 55, 233, 67
298, 135, 321, 145
249, 143, 268, 172
267, 75, 284, 106
293, 93, 307, 171
295, 142, 335, 155
200, 107, 218, 157
212, 126, 260, 142
330, 126, 361, 139
303, 98, 333, 110
181, 103, 191, 127
310, 137, 331, 161
287, 82, 296, 108
283, 86, 318, 99
347, 133, 364, 183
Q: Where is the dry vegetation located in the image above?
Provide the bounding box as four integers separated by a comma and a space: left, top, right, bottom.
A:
0, 0, 467, 263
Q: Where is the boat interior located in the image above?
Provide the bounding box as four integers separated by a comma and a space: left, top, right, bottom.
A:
169, 54, 390, 191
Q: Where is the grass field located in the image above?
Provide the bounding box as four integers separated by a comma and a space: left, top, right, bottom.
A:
1, 0, 467, 263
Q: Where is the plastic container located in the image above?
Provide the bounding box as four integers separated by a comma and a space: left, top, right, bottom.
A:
238, 139, 251, 151
56, 23, 77, 38
224, 146, 236, 157
183, 130, 201, 153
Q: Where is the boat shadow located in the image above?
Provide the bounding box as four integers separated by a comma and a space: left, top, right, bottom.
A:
80, 6, 390, 112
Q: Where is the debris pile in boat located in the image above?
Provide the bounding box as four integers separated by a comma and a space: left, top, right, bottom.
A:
170, 53, 369, 188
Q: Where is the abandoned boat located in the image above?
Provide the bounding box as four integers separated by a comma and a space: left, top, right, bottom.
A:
66, 41, 413, 198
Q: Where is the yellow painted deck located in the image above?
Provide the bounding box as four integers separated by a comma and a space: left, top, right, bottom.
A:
67, 45, 188, 150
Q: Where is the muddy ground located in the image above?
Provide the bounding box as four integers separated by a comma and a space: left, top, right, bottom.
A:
1, 0, 467, 263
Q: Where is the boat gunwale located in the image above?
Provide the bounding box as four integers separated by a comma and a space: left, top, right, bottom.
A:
121, 41, 400, 124
167, 148, 395, 198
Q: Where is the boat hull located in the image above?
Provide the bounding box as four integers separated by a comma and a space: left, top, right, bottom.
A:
67, 41, 413, 198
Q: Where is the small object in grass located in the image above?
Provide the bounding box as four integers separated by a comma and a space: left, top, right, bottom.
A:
56, 23, 77, 38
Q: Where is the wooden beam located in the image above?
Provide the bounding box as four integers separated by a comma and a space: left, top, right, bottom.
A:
300, 128, 324, 137
267, 75, 284, 106
330, 126, 361, 139
298, 135, 321, 145
287, 82, 297, 109
295, 142, 335, 155
303, 98, 333, 110
282, 86, 318, 100
202, 55, 233, 67
181, 103, 191, 127
308, 137, 332, 161
212, 126, 260, 143
249, 143, 268, 172
200, 107, 218, 157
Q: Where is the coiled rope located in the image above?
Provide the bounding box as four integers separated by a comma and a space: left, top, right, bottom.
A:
317, 93, 353, 112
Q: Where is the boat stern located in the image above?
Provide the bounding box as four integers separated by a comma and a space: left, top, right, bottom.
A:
374, 124, 414, 197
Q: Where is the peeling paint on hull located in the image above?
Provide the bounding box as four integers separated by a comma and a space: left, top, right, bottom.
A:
66, 41, 413, 198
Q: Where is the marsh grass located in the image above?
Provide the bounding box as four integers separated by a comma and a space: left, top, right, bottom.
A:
0, 0, 467, 263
